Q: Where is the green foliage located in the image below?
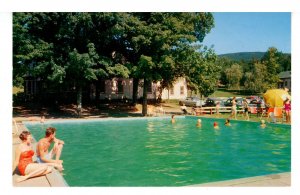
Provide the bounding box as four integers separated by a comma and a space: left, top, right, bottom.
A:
261, 47, 281, 89
47, 60, 66, 83
243, 62, 268, 93
13, 12, 217, 111
224, 63, 243, 89
185, 47, 220, 97
217, 47, 291, 93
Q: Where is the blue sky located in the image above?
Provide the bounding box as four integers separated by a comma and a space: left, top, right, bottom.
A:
202, 12, 291, 55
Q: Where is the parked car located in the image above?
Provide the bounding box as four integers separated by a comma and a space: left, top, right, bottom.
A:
248, 98, 265, 108
246, 98, 266, 114
203, 98, 225, 107
179, 97, 205, 107
224, 97, 243, 107
245, 96, 259, 103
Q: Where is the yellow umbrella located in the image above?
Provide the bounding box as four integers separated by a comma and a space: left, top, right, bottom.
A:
263, 89, 291, 107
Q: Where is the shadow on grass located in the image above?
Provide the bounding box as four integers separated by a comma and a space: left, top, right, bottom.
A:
13, 102, 143, 119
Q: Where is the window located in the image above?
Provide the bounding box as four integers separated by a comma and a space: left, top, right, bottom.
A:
170, 87, 174, 95
100, 80, 105, 93
117, 80, 124, 94
285, 81, 288, 87
180, 86, 184, 95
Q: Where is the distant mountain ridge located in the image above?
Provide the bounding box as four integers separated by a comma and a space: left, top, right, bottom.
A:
218, 52, 266, 61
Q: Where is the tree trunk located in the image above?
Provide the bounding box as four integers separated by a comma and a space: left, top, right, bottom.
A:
77, 84, 82, 117
142, 78, 148, 116
132, 78, 139, 106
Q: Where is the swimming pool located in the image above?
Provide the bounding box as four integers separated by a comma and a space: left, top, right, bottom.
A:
25, 116, 291, 186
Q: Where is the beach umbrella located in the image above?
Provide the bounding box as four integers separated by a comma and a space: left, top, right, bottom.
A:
263, 89, 291, 107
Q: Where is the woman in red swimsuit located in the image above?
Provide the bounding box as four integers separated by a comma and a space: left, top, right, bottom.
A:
13, 131, 53, 182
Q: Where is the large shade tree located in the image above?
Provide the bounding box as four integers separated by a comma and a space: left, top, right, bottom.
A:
13, 13, 130, 114
112, 13, 216, 115
14, 12, 218, 116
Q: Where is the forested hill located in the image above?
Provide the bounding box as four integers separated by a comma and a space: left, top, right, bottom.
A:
218, 52, 265, 61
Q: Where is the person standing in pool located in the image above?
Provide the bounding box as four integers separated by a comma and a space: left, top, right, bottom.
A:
36, 127, 64, 170
260, 120, 266, 128
225, 118, 231, 126
171, 115, 175, 124
196, 119, 202, 127
213, 122, 219, 129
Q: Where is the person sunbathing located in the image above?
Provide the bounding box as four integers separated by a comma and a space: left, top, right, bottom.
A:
36, 127, 64, 171
13, 131, 59, 182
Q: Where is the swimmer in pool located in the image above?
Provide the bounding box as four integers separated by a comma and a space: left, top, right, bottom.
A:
213, 122, 219, 129
171, 115, 175, 124
196, 119, 202, 127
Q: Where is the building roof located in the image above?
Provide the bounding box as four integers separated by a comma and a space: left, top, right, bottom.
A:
278, 71, 291, 79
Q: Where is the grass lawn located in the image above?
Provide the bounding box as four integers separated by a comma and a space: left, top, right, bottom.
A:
209, 90, 241, 98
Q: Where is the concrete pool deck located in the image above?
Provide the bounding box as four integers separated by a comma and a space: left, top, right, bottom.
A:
12, 118, 291, 187
189, 172, 290, 187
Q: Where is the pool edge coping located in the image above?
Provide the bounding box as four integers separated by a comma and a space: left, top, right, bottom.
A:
187, 172, 291, 187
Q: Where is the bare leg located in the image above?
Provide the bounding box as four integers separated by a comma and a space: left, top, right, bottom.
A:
16, 164, 52, 182
286, 112, 290, 123
232, 110, 237, 120
244, 112, 249, 120
52, 142, 64, 161
44, 162, 64, 171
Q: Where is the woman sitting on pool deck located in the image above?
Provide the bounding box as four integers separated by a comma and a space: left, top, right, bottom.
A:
13, 131, 54, 182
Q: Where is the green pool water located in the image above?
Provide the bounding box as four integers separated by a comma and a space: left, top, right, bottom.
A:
25, 116, 291, 186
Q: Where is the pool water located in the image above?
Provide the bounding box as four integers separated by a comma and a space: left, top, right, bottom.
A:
25, 117, 291, 186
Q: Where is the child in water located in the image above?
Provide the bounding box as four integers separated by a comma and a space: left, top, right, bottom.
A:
225, 118, 231, 126
260, 120, 266, 128
213, 122, 219, 129
196, 119, 202, 127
